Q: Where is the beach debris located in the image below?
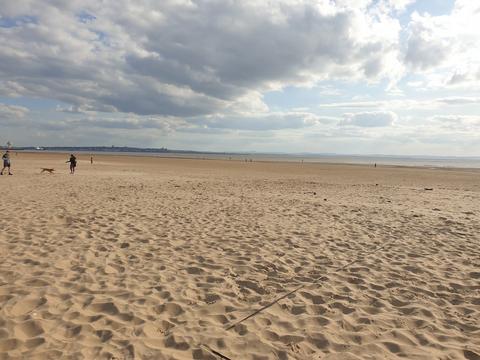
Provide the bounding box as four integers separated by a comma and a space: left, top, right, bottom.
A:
324, 198, 327, 201
424, 188, 433, 191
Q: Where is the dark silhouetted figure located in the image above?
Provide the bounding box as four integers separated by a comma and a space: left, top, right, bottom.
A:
66, 154, 77, 174
1, 150, 12, 175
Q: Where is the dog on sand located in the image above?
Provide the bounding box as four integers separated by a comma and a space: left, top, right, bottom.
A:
40, 168, 55, 174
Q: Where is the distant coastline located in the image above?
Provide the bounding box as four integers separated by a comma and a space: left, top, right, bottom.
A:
5, 146, 246, 156
6, 146, 480, 169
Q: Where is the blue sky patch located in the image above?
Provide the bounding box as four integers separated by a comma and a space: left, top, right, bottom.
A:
0, 15, 37, 28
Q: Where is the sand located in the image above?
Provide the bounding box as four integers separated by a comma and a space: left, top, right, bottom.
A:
0, 152, 479, 360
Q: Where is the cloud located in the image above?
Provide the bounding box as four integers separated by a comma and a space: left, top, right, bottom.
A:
436, 97, 480, 105
448, 69, 480, 86
404, 1, 480, 87
428, 115, 480, 130
2, 108, 330, 134
56, 105, 90, 114
404, 10, 453, 71
0, 0, 404, 118
317, 97, 480, 110
340, 111, 397, 127
385, 0, 416, 11
189, 111, 332, 131
0, 103, 29, 125
318, 101, 388, 109
70, 116, 180, 131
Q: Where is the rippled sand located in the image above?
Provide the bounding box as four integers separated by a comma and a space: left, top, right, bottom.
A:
0, 152, 479, 359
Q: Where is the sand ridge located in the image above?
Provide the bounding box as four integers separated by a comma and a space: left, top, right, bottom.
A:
0, 152, 479, 359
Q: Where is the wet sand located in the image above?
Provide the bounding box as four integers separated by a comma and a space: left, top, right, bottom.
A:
0, 152, 479, 359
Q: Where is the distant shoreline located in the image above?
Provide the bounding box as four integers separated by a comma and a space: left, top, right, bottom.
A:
11, 149, 480, 170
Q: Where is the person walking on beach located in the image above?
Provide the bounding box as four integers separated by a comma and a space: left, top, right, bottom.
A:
1, 150, 12, 175
66, 154, 77, 174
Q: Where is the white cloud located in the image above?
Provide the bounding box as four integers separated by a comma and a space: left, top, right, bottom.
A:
436, 97, 480, 105
317, 97, 480, 110
428, 115, 480, 130
385, 0, 416, 12
340, 111, 397, 127
404, 1, 480, 88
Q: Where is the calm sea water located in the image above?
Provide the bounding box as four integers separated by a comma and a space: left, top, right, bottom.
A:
30, 150, 480, 169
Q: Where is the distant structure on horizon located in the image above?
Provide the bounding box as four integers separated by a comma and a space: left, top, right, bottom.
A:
10, 146, 170, 153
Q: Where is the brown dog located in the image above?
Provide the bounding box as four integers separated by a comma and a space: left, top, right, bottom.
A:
40, 168, 55, 174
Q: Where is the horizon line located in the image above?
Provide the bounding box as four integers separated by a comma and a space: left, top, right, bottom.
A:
4, 146, 480, 159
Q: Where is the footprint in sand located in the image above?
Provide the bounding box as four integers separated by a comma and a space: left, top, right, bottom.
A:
25, 337, 45, 349
469, 272, 480, 279
104, 264, 122, 274
87, 302, 120, 315
0, 338, 19, 352
14, 320, 44, 339
95, 329, 113, 342
7, 296, 47, 317
154, 302, 184, 317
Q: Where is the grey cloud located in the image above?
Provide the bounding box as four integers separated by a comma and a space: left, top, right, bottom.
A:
70, 117, 179, 130
1, 111, 181, 133
404, 14, 449, 71
0, 103, 29, 126
340, 111, 397, 127
448, 69, 480, 86
5, 109, 328, 133
405, 35, 448, 71
0, 0, 402, 118
0, 103, 29, 119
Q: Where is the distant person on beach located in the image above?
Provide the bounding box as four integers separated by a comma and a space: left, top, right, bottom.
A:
1, 150, 12, 175
90, 156, 93, 165
66, 154, 77, 174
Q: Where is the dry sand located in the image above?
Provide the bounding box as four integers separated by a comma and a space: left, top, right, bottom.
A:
0, 152, 479, 360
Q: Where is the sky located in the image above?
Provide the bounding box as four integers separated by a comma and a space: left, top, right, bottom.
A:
1, 0, 479, 156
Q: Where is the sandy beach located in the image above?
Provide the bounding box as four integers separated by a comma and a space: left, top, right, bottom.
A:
0, 152, 479, 359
